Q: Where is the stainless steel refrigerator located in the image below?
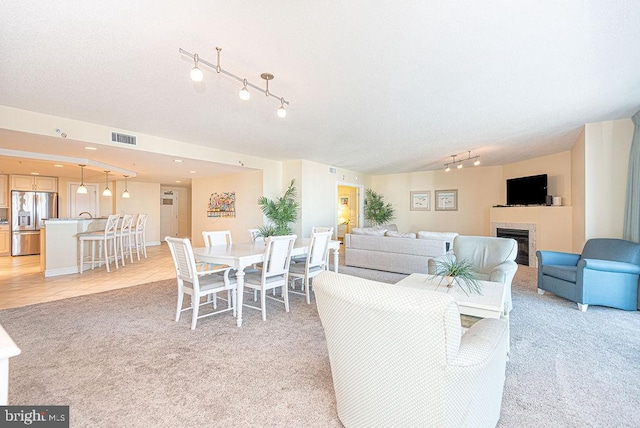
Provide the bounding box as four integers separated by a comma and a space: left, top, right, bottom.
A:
11, 191, 58, 256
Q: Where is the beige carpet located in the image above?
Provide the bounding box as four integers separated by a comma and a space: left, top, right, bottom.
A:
1, 266, 639, 427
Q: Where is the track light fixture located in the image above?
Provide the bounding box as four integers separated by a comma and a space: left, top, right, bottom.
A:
76, 164, 88, 194
444, 151, 481, 172
122, 175, 131, 199
179, 47, 289, 118
102, 171, 112, 196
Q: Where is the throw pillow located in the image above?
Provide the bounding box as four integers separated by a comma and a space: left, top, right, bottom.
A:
352, 227, 387, 236
385, 231, 417, 239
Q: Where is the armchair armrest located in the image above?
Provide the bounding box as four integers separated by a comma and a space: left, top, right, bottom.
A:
449, 318, 507, 367
536, 250, 580, 267
580, 259, 640, 275
489, 260, 518, 284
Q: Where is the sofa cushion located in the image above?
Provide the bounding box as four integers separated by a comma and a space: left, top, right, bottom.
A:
386, 231, 417, 239
418, 231, 458, 251
352, 227, 387, 236
542, 265, 578, 283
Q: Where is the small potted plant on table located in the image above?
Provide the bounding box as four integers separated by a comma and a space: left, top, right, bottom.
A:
430, 255, 483, 296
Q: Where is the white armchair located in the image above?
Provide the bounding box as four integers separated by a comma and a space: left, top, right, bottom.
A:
313, 271, 508, 428
429, 235, 518, 313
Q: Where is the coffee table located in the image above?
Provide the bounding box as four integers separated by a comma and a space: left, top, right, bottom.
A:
395, 273, 508, 328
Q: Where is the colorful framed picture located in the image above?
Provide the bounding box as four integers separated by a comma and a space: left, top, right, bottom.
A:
340, 197, 349, 205
410, 191, 430, 211
435, 189, 458, 211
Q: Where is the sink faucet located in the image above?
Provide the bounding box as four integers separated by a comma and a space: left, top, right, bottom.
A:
78, 212, 93, 219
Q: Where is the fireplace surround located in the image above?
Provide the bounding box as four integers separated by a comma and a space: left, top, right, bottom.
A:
491, 222, 536, 267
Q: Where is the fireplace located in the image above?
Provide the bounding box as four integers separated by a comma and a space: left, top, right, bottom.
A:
497, 228, 529, 265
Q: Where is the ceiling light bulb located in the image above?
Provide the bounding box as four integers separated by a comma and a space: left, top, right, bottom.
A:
277, 98, 287, 118
77, 184, 88, 194
239, 79, 250, 100
445, 166, 451, 172
474, 159, 480, 166
457, 163, 463, 169
103, 187, 112, 197
122, 189, 131, 199
190, 53, 204, 82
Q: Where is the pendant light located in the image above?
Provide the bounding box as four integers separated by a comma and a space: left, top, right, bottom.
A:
190, 53, 204, 82
102, 171, 112, 196
122, 175, 131, 199
239, 78, 250, 100
76, 164, 88, 194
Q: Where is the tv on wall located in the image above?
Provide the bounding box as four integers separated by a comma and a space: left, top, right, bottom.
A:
506, 174, 548, 206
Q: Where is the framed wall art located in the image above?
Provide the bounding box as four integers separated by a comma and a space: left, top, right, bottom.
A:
410, 191, 430, 211
435, 189, 458, 211
207, 191, 236, 217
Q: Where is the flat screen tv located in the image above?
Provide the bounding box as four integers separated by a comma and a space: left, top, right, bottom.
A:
506, 174, 548, 206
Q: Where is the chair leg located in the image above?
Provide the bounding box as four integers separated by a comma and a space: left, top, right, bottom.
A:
175, 291, 184, 321
577, 303, 588, 312
231, 289, 237, 317
283, 283, 290, 313
128, 235, 134, 264
537, 288, 545, 295
102, 240, 110, 273
79, 240, 85, 274
261, 287, 267, 321
305, 277, 311, 305
191, 295, 199, 330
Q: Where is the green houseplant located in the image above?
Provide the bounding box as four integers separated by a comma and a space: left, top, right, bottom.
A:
430, 255, 483, 296
364, 189, 395, 226
256, 179, 299, 237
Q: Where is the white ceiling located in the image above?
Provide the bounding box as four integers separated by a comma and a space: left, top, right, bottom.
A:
1, 1, 639, 183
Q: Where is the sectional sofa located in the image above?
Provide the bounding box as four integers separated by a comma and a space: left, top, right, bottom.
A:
344, 225, 458, 274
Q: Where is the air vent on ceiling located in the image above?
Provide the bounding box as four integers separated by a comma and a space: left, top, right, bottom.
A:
111, 132, 137, 146
329, 167, 337, 174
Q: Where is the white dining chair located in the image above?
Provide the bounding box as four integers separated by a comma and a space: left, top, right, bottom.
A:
289, 231, 333, 304
242, 234, 297, 321
248, 228, 264, 242
166, 236, 237, 330
117, 214, 134, 266
133, 213, 148, 260
78, 214, 120, 273
202, 230, 232, 247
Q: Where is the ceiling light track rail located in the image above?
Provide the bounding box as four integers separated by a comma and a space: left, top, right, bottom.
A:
179, 47, 289, 117
443, 150, 481, 172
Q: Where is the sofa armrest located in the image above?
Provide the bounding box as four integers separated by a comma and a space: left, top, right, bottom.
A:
536, 250, 580, 267
489, 260, 518, 284
428, 254, 457, 275
580, 258, 640, 275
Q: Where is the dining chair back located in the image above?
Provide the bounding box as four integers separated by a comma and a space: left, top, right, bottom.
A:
117, 214, 134, 266
202, 230, 232, 247
166, 236, 237, 329
248, 228, 263, 242
133, 213, 148, 260
289, 231, 333, 303
243, 234, 297, 320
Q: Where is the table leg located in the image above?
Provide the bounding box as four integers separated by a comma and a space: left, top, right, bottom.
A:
332, 247, 339, 273
235, 269, 245, 327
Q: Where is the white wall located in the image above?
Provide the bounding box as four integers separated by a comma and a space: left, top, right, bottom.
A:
571, 128, 586, 251
115, 180, 161, 245
584, 119, 634, 240
191, 170, 263, 247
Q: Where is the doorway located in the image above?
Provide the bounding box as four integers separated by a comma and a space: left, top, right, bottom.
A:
336, 183, 363, 241
160, 190, 178, 241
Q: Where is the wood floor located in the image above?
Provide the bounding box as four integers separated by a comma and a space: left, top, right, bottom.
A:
0, 244, 176, 310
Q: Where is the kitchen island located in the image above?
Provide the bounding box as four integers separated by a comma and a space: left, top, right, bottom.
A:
41, 218, 107, 277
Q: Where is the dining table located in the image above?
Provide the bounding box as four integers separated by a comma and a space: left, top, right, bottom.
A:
193, 238, 340, 327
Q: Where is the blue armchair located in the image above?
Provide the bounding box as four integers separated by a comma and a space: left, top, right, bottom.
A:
536, 238, 640, 311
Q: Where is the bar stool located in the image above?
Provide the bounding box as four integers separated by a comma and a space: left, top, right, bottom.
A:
133, 213, 148, 260
78, 214, 120, 273
117, 214, 135, 266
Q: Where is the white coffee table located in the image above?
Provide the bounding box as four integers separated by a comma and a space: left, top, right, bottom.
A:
395, 273, 508, 323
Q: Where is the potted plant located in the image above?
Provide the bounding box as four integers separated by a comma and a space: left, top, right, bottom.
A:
430, 255, 483, 295
364, 189, 395, 226
256, 179, 299, 237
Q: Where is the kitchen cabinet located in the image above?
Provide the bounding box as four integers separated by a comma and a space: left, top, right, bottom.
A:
11, 175, 58, 192
0, 225, 9, 256
0, 175, 7, 208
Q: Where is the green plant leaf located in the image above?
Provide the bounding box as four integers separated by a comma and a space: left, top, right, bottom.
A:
364, 188, 395, 226
256, 179, 299, 236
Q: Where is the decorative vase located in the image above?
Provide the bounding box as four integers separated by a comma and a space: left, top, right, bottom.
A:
445, 275, 454, 288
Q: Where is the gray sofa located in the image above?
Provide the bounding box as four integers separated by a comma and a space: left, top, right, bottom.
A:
344, 229, 457, 274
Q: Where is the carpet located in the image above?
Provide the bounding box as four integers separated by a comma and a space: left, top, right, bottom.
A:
1, 266, 639, 427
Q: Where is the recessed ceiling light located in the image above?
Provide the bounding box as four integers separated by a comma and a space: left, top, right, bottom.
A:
175, 180, 182, 183
53, 164, 64, 168
174, 159, 183, 163
30, 172, 40, 175
189, 170, 196, 174
85, 146, 97, 150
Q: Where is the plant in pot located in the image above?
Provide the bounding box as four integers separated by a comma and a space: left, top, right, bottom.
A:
364, 189, 395, 226
256, 179, 299, 237
430, 255, 483, 296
